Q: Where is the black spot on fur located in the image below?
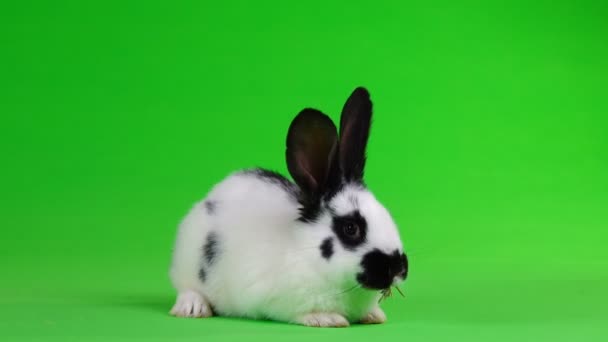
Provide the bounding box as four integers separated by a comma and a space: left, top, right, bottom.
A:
203, 232, 220, 266
297, 200, 322, 223
296, 183, 346, 223
331, 210, 368, 250
357, 249, 407, 290
204, 200, 216, 215
242, 168, 342, 223
242, 168, 299, 200
198, 267, 207, 282
320, 237, 334, 260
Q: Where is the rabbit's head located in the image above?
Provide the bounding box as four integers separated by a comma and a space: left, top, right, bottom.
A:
287, 87, 407, 292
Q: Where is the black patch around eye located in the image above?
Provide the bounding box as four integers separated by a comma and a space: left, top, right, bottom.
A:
198, 267, 207, 282
203, 232, 220, 266
204, 200, 216, 215
320, 237, 334, 260
332, 211, 367, 250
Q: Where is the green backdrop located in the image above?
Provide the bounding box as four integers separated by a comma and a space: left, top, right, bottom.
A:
1, 1, 607, 341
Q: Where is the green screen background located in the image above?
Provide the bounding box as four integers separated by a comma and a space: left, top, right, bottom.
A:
1, 1, 607, 341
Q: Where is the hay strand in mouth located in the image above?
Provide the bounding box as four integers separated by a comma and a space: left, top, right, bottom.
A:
379, 287, 392, 303
378, 286, 405, 303
395, 286, 405, 298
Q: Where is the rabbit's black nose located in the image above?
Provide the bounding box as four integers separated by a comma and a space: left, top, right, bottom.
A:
357, 249, 409, 290
389, 253, 408, 283
398, 253, 409, 280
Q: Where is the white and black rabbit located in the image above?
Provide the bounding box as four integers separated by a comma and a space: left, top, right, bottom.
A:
169, 87, 408, 327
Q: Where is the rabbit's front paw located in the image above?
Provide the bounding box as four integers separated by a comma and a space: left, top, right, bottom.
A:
297, 312, 350, 327
170, 290, 212, 318
359, 306, 386, 324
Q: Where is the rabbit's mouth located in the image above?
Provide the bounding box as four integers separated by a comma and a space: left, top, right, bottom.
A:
356, 249, 408, 290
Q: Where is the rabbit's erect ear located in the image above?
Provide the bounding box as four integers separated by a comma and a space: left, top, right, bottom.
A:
286, 109, 340, 200
339, 87, 372, 182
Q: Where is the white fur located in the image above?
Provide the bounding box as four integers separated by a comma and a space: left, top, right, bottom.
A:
169, 171, 404, 326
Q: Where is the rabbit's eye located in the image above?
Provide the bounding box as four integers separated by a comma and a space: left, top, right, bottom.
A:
344, 222, 360, 237
332, 212, 367, 249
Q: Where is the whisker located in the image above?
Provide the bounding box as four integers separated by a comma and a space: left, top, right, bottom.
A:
332, 284, 360, 296
315, 283, 362, 299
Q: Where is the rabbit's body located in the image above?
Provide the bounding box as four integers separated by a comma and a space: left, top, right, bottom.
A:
170, 170, 380, 324
170, 87, 408, 327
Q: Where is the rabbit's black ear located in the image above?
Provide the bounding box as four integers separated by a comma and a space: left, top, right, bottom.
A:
339, 87, 373, 182
286, 109, 340, 200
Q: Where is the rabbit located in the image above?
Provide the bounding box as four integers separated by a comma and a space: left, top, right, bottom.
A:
168, 87, 408, 327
